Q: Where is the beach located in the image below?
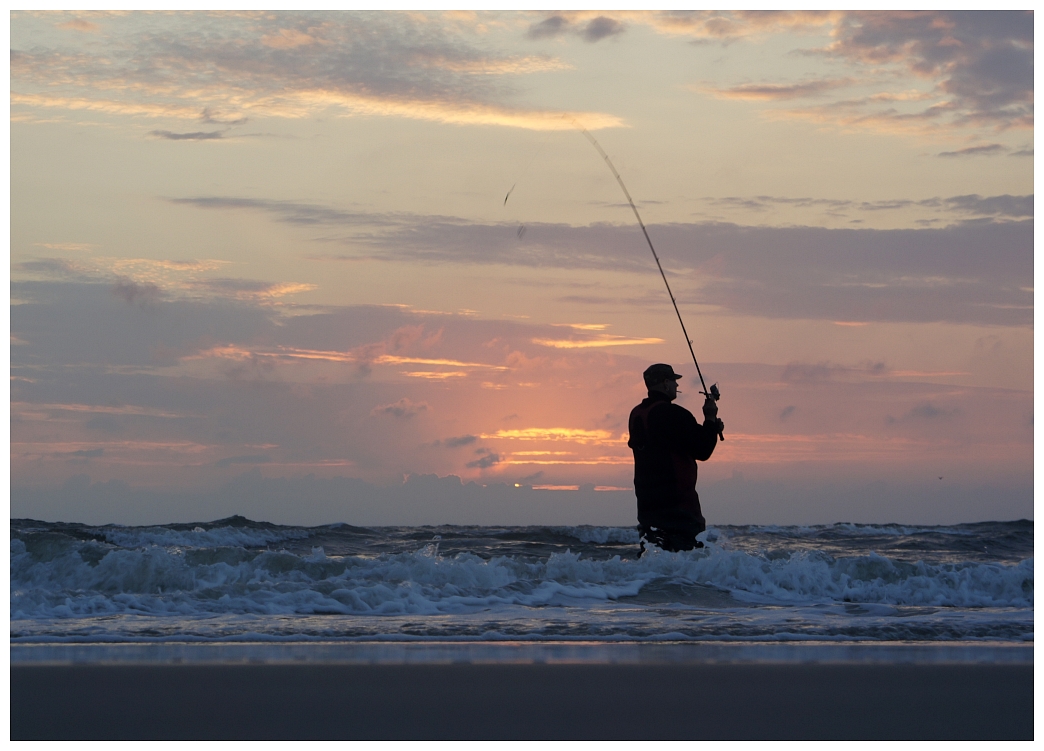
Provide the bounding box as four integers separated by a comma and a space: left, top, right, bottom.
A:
11, 642, 1033, 740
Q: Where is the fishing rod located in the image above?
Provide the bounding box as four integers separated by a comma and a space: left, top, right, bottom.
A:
574, 126, 722, 437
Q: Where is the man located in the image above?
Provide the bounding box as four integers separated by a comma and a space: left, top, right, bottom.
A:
628, 363, 723, 554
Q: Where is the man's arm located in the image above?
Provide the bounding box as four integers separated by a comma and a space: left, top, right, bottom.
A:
669, 404, 718, 461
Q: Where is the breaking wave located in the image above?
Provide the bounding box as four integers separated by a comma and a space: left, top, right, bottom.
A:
11, 523, 1032, 621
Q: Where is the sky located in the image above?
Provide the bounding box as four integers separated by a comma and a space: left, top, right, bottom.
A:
9, 10, 1034, 526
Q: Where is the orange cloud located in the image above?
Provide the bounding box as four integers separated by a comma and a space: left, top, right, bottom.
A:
313, 92, 625, 131
402, 371, 469, 379
503, 456, 631, 466
12, 87, 623, 133
424, 55, 569, 75
512, 450, 574, 456
179, 279, 319, 301
11, 92, 207, 120
550, 323, 610, 330
375, 355, 508, 370
532, 335, 663, 349
180, 346, 512, 379
480, 427, 621, 445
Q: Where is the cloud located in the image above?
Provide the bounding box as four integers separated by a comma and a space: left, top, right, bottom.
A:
371, 398, 429, 419
10, 279, 1031, 523
261, 28, 319, 49
444, 434, 479, 447
57, 18, 99, 33
168, 197, 389, 227
16, 258, 87, 280
706, 193, 1032, 220
480, 428, 618, 445
174, 194, 1030, 326
18, 254, 225, 281
215, 455, 272, 468
466, 448, 500, 469
11, 281, 276, 368
908, 403, 957, 419
112, 278, 162, 305
781, 361, 887, 383
527, 15, 569, 40
10, 92, 204, 120
14, 253, 319, 306
189, 278, 318, 300
85, 415, 122, 433
67, 448, 105, 458
671, 11, 1033, 137
13, 401, 187, 419
531, 334, 663, 349
201, 108, 248, 126
149, 130, 226, 141
706, 77, 854, 101
818, 11, 1033, 132
641, 10, 837, 42
944, 194, 1032, 218
938, 144, 1006, 157
887, 401, 962, 424
11, 285, 656, 487
709, 195, 853, 213
582, 17, 625, 43
15, 10, 1031, 139
12, 12, 622, 132
35, 242, 95, 252
526, 13, 625, 44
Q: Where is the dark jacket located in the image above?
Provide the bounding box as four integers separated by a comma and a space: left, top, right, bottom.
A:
627, 390, 717, 534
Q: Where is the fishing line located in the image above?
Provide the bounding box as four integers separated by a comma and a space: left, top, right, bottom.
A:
573, 124, 720, 430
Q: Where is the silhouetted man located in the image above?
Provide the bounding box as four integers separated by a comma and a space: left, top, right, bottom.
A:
628, 363, 723, 554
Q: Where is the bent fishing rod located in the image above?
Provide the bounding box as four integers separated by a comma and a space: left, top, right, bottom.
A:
576, 126, 723, 438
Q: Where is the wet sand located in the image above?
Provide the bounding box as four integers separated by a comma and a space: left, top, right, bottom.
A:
11, 660, 1033, 739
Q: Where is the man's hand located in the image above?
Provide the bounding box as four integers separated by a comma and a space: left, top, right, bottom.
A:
702, 396, 718, 422
703, 396, 724, 438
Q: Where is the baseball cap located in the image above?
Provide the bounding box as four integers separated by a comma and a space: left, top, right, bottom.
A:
643, 363, 682, 387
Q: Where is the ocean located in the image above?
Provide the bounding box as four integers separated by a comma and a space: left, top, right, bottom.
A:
10, 516, 1032, 647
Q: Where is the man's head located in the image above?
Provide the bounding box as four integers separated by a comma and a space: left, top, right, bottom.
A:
643, 363, 682, 400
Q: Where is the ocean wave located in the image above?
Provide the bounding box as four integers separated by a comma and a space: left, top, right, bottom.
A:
99, 525, 311, 550
10, 533, 1033, 621
733, 522, 987, 538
